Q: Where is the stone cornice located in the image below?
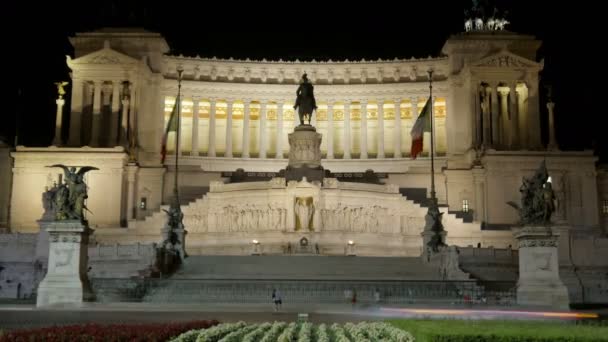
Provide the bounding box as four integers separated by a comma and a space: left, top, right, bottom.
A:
162, 80, 449, 101
162, 55, 449, 85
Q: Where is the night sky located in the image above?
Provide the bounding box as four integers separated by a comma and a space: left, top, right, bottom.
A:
5, 1, 604, 161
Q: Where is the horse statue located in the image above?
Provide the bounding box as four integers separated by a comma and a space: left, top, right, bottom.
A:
293, 73, 317, 126
486, 17, 496, 30
464, 18, 473, 32
474, 18, 484, 30
495, 19, 509, 30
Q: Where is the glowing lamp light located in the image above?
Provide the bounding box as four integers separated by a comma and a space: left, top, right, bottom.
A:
252, 239, 259, 245
348, 240, 354, 245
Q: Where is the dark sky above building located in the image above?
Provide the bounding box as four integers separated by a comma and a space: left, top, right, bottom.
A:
4, 0, 604, 161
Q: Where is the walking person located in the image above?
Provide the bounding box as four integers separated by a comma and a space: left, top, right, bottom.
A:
374, 288, 381, 305
272, 288, 282, 312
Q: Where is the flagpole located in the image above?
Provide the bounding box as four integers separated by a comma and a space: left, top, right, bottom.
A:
174, 67, 184, 202
428, 69, 436, 202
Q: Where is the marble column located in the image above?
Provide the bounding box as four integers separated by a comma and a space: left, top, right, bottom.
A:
68, 79, 84, 146
499, 87, 510, 149
343, 102, 351, 159
120, 95, 129, 146
242, 100, 250, 158
90, 81, 102, 147
191, 97, 200, 156
394, 98, 402, 158
472, 167, 486, 223
52, 98, 65, 146
360, 100, 368, 159
547, 102, 558, 151
474, 86, 482, 148
377, 100, 385, 158
527, 82, 542, 149
276, 103, 284, 158
129, 83, 137, 138
509, 84, 519, 149
126, 163, 138, 222
482, 86, 492, 148
109, 81, 121, 146
208, 99, 217, 157
490, 84, 499, 148
225, 99, 234, 158
327, 103, 334, 159
259, 101, 267, 158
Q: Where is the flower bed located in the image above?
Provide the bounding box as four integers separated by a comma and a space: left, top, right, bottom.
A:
389, 319, 608, 342
171, 322, 414, 342
0, 320, 218, 342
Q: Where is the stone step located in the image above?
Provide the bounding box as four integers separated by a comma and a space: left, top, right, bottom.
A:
174, 255, 441, 280
109, 279, 484, 304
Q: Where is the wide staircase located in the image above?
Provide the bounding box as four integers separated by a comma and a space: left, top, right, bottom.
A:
132, 255, 481, 304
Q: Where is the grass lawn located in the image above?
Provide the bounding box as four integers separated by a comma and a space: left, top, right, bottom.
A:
389, 319, 608, 341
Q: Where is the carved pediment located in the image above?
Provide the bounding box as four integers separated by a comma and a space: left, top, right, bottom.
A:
67, 47, 139, 67
471, 51, 539, 69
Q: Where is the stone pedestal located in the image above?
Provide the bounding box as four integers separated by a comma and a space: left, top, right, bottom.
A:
513, 225, 570, 309
36, 220, 95, 307
285, 125, 324, 182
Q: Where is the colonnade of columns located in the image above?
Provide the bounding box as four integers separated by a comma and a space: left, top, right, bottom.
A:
164, 96, 448, 159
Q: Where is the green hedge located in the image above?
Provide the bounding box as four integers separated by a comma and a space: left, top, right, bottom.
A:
389, 320, 608, 342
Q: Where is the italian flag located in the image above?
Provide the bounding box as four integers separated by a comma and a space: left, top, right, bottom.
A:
160, 100, 179, 164
410, 97, 432, 159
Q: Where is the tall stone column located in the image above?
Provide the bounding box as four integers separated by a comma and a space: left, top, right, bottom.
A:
547, 102, 558, 151
509, 83, 519, 149
129, 84, 137, 146
527, 82, 542, 149
109, 81, 120, 146
68, 79, 84, 146
474, 86, 482, 148
343, 102, 351, 159
276, 102, 284, 158
120, 94, 130, 146
191, 97, 200, 156
90, 81, 102, 147
242, 100, 250, 158
360, 100, 368, 159
472, 167, 486, 223
394, 98, 402, 158
499, 87, 510, 149
208, 99, 217, 157
259, 101, 267, 158
327, 103, 334, 159
377, 100, 385, 158
52, 98, 65, 146
225, 99, 234, 158
36, 221, 95, 307
482, 86, 492, 148
126, 164, 138, 222
490, 84, 499, 148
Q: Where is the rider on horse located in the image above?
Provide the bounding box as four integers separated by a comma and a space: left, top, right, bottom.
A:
294, 73, 317, 125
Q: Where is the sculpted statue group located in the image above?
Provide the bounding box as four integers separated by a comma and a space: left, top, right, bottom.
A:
464, 1, 509, 32
508, 161, 557, 225
43, 165, 99, 221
